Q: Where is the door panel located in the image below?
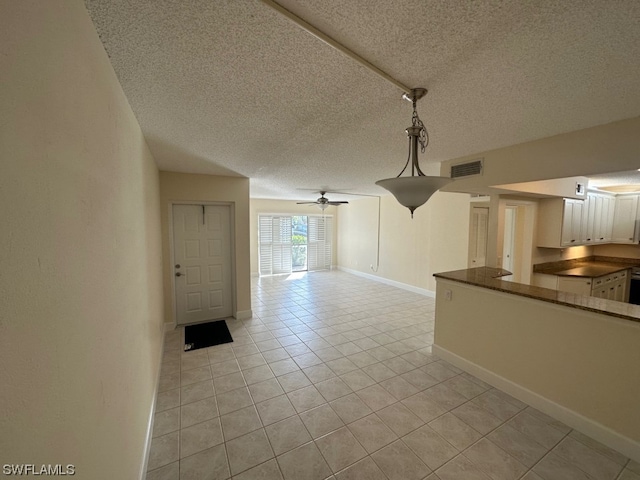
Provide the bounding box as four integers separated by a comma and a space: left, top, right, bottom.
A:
173, 204, 233, 325
469, 207, 489, 267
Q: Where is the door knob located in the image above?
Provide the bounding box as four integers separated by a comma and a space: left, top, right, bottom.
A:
175, 272, 183, 277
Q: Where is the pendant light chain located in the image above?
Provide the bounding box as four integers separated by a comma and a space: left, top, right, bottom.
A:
375, 87, 452, 217
411, 99, 429, 154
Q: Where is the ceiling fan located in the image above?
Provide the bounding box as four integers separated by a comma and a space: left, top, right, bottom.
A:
297, 191, 349, 210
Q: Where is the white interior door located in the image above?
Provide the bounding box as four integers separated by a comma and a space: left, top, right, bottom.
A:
173, 204, 233, 325
502, 207, 516, 273
469, 207, 489, 267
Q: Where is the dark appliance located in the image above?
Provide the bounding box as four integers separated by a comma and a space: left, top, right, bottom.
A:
628, 267, 640, 305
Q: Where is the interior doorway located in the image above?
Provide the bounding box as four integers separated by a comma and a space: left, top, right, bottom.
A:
468, 206, 489, 267
502, 206, 517, 274
499, 201, 535, 284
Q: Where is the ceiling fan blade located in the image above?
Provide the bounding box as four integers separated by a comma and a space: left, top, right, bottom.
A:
327, 201, 349, 205
296, 202, 319, 205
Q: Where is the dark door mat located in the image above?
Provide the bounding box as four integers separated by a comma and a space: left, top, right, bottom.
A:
184, 320, 233, 352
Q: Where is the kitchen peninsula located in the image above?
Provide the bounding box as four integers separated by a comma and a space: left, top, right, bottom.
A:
433, 266, 640, 463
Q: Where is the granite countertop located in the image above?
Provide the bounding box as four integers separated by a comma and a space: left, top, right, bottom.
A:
533, 256, 640, 278
550, 263, 634, 278
434, 266, 640, 323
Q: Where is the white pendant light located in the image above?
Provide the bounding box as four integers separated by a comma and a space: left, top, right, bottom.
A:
376, 88, 452, 217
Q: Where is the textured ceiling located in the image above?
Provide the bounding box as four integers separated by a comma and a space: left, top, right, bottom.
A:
85, 0, 640, 200
589, 170, 640, 191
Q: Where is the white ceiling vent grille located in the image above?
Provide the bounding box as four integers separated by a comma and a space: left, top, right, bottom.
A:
451, 159, 483, 178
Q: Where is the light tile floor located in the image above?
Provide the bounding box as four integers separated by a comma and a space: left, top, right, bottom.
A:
147, 270, 639, 480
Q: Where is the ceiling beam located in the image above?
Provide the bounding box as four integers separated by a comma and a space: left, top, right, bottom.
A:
259, 0, 412, 94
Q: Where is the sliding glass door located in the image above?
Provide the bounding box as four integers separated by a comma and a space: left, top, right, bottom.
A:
258, 214, 332, 276
292, 216, 308, 272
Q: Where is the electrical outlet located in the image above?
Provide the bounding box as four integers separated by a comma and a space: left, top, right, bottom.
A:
444, 289, 453, 301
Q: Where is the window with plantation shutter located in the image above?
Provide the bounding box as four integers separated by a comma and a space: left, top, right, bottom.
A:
258, 214, 332, 276
258, 216, 273, 276
258, 215, 292, 275
307, 215, 332, 271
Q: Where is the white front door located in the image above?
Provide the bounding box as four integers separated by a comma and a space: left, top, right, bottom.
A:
173, 204, 233, 325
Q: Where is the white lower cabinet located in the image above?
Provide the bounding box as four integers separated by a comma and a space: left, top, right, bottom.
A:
557, 270, 629, 302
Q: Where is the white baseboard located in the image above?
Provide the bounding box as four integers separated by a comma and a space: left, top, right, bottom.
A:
337, 266, 435, 298
235, 309, 253, 320
433, 344, 640, 463
139, 324, 166, 479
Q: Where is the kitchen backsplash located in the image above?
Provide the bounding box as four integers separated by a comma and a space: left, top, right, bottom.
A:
533, 245, 593, 265
593, 243, 640, 259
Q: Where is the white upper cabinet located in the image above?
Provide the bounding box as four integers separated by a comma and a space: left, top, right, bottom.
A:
611, 195, 640, 243
600, 195, 615, 243
538, 198, 584, 248
561, 199, 583, 246
585, 192, 615, 244
537, 191, 623, 248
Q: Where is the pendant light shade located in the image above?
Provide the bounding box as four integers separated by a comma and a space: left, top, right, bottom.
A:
376, 88, 452, 217
376, 176, 452, 217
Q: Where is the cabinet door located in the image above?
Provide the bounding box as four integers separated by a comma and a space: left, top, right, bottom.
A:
611, 195, 639, 243
619, 270, 629, 302
591, 276, 605, 293
572, 201, 583, 244
595, 287, 608, 298
558, 277, 592, 295
561, 201, 574, 246
614, 281, 625, 302
593, 195, 604, 242
581, 195, 591, 243
603, 196, 615, 242
595, 195, 615, 242
561, 199, 582, 246
585, 194, 597, 243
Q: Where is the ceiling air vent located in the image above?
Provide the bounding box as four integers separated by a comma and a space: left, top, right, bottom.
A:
451, 159, 483, 178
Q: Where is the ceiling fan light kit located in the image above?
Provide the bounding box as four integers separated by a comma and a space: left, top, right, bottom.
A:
376, 88, 452, 218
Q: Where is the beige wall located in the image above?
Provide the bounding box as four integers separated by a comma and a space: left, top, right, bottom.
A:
434, 280, 640, 456
441, 117, 640, 195
249, 199, 338, 275
160, 172, 251, 321
337, 192, 470, 292
0, 2, 164, 478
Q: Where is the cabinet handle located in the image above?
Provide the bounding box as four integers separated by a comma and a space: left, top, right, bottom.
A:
570, 239, 575, 243
586, 282, 591, 285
